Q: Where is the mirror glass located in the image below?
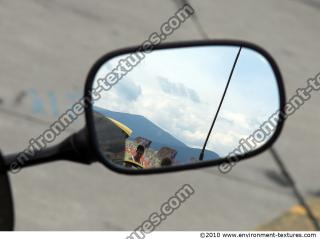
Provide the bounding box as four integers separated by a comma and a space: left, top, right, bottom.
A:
91, 45, 280, 170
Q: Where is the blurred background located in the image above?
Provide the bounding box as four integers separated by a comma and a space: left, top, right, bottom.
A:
0, 0, 319, 230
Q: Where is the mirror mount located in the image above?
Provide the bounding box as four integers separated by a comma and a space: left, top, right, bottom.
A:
2, 128, 97, 172
0, 151, 14, 230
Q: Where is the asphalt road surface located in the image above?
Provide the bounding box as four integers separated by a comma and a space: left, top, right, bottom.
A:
0, 0, 319, 230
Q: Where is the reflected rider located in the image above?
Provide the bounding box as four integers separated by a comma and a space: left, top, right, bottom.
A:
132, 145, 145, 164
124, 144, 145, 169
160, 157, 172, 167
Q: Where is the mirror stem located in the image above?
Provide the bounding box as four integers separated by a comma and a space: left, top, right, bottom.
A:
2, 128, 96, 172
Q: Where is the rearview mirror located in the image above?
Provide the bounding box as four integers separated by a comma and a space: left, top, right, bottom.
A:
85, 40, 285, 174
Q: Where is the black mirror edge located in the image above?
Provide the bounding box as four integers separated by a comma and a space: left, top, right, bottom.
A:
84, 39, 286, 175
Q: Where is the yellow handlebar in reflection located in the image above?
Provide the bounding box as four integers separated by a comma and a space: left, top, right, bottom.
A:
107, 117, 133, 137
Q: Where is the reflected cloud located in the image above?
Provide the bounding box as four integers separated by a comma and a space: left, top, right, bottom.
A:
115, 80, 142, 102
158, 76, 201, 103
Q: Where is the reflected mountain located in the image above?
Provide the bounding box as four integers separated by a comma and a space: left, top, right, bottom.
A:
93, 106, 219, 164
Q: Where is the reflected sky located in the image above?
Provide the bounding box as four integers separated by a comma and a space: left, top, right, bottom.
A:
93, 46, 279, 156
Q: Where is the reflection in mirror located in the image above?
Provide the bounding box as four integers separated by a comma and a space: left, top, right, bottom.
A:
91, 46, 280, 170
